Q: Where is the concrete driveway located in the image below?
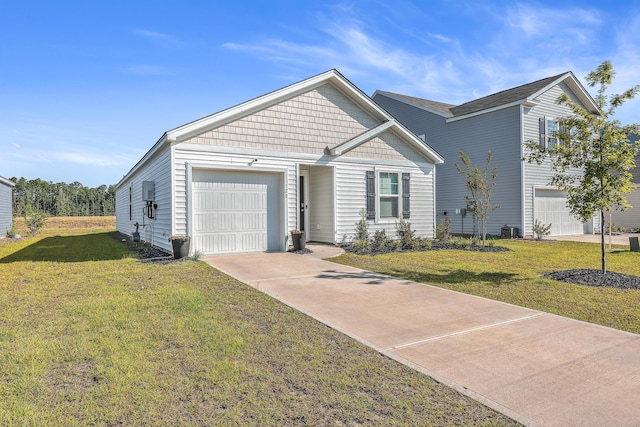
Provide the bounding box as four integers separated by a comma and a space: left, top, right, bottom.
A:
205, 245, 640, 427
554, 233, 640, 246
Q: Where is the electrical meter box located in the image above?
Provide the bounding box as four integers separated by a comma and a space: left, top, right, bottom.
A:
142, 181, 155, 201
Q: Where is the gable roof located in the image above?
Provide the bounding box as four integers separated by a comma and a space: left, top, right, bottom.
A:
375, 71, 602, 122
450, 73, 568, 116
373, 90, 455, 117
117, 70, 443, 188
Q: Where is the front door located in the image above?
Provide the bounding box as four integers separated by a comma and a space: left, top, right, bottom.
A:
299, 170, 310, 239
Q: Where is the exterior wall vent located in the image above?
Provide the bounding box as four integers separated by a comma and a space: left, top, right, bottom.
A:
142, 181, 155, 201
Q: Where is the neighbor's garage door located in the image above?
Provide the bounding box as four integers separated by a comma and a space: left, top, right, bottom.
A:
192, 169, 282, 254
534, 189, 583, 236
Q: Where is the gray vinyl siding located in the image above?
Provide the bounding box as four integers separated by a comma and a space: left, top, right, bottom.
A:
0, 178, 13, 235
115, 145, 172, 252
439, 107, 523, 235
609, 186, 640, 229
522, 82, 584, 235
375, 92, 522, 235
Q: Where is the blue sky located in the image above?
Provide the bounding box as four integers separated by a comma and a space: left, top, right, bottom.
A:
1, 0, 639, 187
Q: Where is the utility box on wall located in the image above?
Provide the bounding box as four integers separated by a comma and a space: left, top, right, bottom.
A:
142, 181, 155, 201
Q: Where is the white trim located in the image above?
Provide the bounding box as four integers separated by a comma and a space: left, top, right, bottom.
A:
299, 169, 310, 238
446, 99, 529, 123
185, 162, 193, 246
520, 105, 526, 236
175, 142, 436, 168
168, 70, 388, 143
170, 144, 176, 237
186, 162, 289, 253
329, 121, 394, 155
373, 166, 405, 224
528, 73, 601, 116
0, 176, 15, 187
331, 166, 337, 243
117, 69, 443, 190
116, 134, 170, 189
432, 165, 437, 238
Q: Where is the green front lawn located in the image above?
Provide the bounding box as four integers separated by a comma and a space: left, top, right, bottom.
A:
332, 239, 640, 334
0, 230, 517, 426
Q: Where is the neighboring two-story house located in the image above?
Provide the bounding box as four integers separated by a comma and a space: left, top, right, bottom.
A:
609, 134, 640, 230
373, 72, 601, 237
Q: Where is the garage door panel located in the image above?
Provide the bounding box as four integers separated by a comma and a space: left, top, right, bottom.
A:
535, 189, 583, 236
241, 212, 267, 230
192, 170, 282, 254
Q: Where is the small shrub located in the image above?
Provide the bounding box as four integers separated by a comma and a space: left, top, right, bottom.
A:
532, 219, 552, 241
396, 219, 419, 250
350, 209, 371, 254
436, 218, 451, 241
417, 237, 433, 250
349, 239, 370, 255
371, 229, 399, 253
24, 209, 48, 236
355, 209, 369, 242
450, 236, 472, 248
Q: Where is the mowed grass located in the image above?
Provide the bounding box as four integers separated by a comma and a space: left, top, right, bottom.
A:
0, 219, 517, 426
332, 239, 640, 334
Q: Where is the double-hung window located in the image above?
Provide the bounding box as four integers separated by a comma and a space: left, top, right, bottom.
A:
540, 116, 559, 149
546, 118, 559, 149
379, 172, 399, 218
366, 170, 410, 221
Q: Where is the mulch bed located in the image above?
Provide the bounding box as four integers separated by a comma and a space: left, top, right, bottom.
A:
429, 241, 511, 252
110, 232, 182, 264
342, 241, 511, 256
545, 269, 640, 290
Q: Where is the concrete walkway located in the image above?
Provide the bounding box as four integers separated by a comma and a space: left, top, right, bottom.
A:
205, 245, 640, 427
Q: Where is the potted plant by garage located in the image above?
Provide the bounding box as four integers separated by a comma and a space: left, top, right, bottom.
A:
290, 229, 305, 251
168, 235, 191, 259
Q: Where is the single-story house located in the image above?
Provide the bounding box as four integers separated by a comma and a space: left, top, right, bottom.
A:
115, 70, 443, 255
373, 72, 602, 237
0, 175, 15, 236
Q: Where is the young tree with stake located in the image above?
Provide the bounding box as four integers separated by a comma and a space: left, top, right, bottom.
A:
455, 150, 499, 247
525, 61, 640, 273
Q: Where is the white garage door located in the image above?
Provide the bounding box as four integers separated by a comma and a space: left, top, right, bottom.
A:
192, 169, 282, 254
534, 189, 584, 236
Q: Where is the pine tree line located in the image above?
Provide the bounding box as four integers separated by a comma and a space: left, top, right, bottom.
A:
10, 177, 116, 217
